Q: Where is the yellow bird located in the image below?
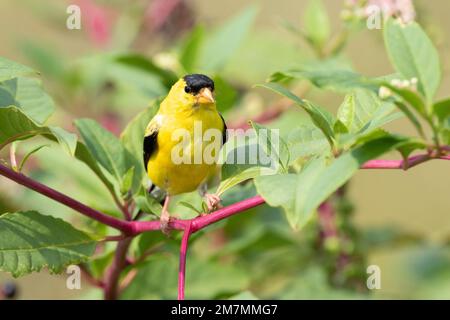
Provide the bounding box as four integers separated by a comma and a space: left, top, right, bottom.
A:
143, 74, 227, 231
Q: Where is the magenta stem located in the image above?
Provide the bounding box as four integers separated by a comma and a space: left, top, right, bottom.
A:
0, 163, 132, 233
361, 155, 450, 169
178, 221, 192, 300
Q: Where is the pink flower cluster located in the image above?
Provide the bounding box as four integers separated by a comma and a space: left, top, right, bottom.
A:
345, 0, 416, 23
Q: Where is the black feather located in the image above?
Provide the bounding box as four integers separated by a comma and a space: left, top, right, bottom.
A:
183, 74, 214, 95
143, 131, 158, 172
219, 113, 228, 146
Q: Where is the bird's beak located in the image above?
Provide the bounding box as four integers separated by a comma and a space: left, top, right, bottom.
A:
196, 87, 215, 104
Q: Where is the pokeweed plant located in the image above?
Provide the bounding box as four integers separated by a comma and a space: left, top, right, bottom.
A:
0, 1, 449, 300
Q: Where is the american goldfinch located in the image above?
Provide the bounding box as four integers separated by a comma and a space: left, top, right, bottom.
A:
143, 74, 227, 231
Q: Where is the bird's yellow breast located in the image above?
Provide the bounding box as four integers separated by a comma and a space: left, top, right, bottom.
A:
146, 106, 224, 195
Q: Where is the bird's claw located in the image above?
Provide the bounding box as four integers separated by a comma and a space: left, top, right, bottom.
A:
160, 210, 171, 236
204, 193, 222, 212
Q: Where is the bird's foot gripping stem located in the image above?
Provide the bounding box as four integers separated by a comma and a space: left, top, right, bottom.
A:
204, 193, 222, 213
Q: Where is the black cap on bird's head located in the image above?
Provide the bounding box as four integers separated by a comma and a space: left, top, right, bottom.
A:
183, 74, 214, 94
183, 74, 215, 104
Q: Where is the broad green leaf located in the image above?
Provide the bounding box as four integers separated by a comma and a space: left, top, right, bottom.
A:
213, 76, 238, 112
120, 101, 159, 168
341, 89, 399, 135
75, 118, 136, 187
384, 18, 441, 102
254, 173, 297, 226
0, 57, 37, 82
0, 106, 77, 155
74, 141, 117, 197
381, 82, 426, 117
287, 124, 331, 162
134, 190, 162, 216
396, 138, 427, 159
114, 54, 178, 89
0, 211, 96, 277
0, 77, 55, 124
256, 136, 406, 229
269, 67, 377, 93
303, 0, 330, 50
433, 98, 450, 123
179, 25, 205, 73
199, 6, 258, 71
251, 121, 290, 172
257, 82, 335, 145
295, 136, 406, 224
120, 166, 135, 196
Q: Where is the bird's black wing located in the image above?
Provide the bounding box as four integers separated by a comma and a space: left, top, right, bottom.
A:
143, 120, 159, 172
219, 113, 228, 146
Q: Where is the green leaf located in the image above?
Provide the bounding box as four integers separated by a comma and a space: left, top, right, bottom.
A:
381, 82, 426, 117
269, 64, 377, 93
217, 166, 274, 196
134, 190, 162, 216
0, 211, 96, 277
213, 76, 238, 112
303, 0, 330, 50
120, 101, 159, 169
0, 77, 55, 124
199, 6, 258, 71
250, 121, 290, 172
254, 173, 298, 227
433, 98, 450, 123
75, 119, 136, 187
257, 82, 335, 146
256, 135, 406, 229
384, 18, 441, 102
74, 142, 117, 197
114, 54, 178, 89
396, 138, 427, 159
178, 201, 203, 214
0, 57, 37, 82
336, 94, 355, 132
341, 89, 399, 134
120, 166, 135, 196
0, 106, 77, 155
179, 25, 205, 73
287, 124, 331, 162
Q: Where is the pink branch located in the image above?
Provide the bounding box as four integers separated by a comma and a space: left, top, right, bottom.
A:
178, 221, 192, 300
129, 195, 266, 234
362, 155, 450, 169
0, 163, 132, 233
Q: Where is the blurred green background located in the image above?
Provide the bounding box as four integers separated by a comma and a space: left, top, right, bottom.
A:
0, 0, 449, 299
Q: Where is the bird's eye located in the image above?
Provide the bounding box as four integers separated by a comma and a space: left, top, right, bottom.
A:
184, 86, 191, 93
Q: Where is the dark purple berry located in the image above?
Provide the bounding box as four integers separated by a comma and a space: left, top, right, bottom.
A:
2, 281, 18, 299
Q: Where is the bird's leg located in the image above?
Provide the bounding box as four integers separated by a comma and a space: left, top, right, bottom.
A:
204, 193, 222, 213
160, 195, 171, 235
